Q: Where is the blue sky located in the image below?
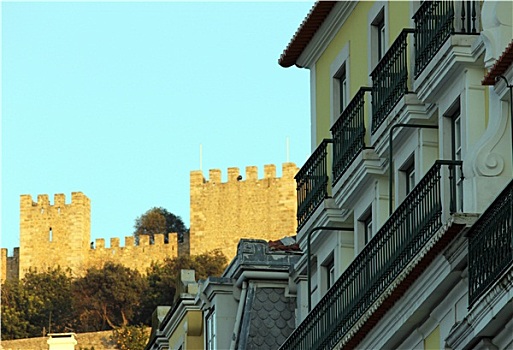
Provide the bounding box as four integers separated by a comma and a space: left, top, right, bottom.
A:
1, 2, 313, 253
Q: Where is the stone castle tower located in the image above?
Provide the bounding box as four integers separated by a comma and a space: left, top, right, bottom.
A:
1, 162, 298, 282
19, 192, 91, 277
189, 163, 298, 260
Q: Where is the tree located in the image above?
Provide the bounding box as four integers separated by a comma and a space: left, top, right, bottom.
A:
1, 279, 40, 339
133, 207, 188, 244
23, 267, 74, 334
1, 267, 74, 340
73, 263, 147, 332
110, 325, 149, 350
137, 249, 228, 324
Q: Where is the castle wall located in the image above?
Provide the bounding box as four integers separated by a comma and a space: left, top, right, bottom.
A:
86, 234, 178, 275
19, 192, 91, 279
189, 163, 298, 261
4, 162, 298, 281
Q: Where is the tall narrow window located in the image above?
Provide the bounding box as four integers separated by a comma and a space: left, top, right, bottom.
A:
371, 9, 386, 67
377, 18, 385, 61
323, 253, 335, 292
49, 227, 53, 242
452, 113, 464, 212
360, 210, 373, 246
401, 156, 415, 197
206, 309, 216, 350
335, 63, 348, 114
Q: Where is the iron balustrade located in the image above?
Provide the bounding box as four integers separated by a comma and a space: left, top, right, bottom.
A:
371, 29, 415, 135
280, 160, 462, 350
296, 139, 333, 230
468, 180, 513, 308
331, 87, 372, 185
413, 1, 479, 77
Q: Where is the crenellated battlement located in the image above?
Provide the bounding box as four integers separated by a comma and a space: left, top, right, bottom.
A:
190, 162, 298, 185
20, 192, 90, 209
190, 162, 299, 259
91, 233, 177, 249
4, 161, 299, 281
86, 233, 178, 275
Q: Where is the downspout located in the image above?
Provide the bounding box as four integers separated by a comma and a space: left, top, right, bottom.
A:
496, 75, 513, 165
230, 281, 248, 350
388, 123, 439, 216
306, 226, 353, 312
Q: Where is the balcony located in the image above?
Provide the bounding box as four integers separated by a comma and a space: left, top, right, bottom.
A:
331, 87, 372, 186
296, 139, 332, 230
370, 29, 415, 134
281, 160, 462, 350
414, 0, 479, 78
468, 180, 513, 308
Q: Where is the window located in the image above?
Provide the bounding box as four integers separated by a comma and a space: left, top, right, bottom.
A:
322, 254, 335, 291
206, 309, 216, 350
452, 112, 464, 212
330, 43, 349, 125
446, 99, 463, 212
335, 63, 348, 114
401, 156, 415, 197
360, 209, 373, 246
371, 8, 386, 67
49, 227, 53, 242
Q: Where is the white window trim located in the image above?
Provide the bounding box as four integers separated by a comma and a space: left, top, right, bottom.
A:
330, 42, 350, 127
367, 1, 389, 85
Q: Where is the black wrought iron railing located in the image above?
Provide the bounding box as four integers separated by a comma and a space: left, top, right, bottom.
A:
413, 0, 479, 77
280, 160, 462, 350
371, 29, 414, 134
468, 180, 513, 308
296, 139, 332, 230
331, 87, 372, 185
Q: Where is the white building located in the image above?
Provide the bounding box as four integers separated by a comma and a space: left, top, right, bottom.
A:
278, 1, 513, 349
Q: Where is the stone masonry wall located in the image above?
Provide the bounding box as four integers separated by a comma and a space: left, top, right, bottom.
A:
189, 163, 298, 261
1, 248, 20, 283
85, 234, 178, 276
19, 193, 91, 279
11, 192, 177, 280
3, 162, 298, 281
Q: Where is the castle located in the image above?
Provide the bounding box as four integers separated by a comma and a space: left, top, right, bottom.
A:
1, 163, 298, 282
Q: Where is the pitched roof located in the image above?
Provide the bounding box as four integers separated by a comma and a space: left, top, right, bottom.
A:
278, 1, 337, 68
482, 40, 513, 85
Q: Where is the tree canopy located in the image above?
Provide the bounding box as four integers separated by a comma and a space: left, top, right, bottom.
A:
1, 251, 228, 340
133, 207, 188, 243
139, 249, 228, 324
73, 262, 147, 331
1, 267, 74, 340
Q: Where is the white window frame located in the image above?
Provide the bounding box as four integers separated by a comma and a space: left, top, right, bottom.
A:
368, 2, 389, 78
359, 208, 373, 247
330, 43, 350, 126
206, 308, 216, 350
322, 252, 335, 293
400, 155, 416, 200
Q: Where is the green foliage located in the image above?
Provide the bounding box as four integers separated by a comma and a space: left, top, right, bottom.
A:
134, 207, 188, 243
110, 325, 148, 350
1, 248, 227, 340
73, 263, 148, 332
1, 267, 73, 340
138, 249, 227, 324
23, 267, 75, 333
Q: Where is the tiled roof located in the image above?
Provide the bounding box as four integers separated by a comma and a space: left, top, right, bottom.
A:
278, 1, 337, 68
238, 287, 296, 349
482, 41, 513, 85
268, 236, 300, 252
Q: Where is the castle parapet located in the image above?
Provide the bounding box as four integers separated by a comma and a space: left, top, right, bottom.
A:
88, 233, 178, 275
191, 163, 299, 185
